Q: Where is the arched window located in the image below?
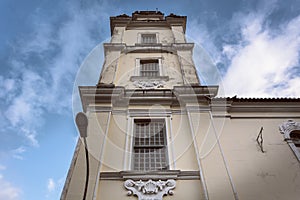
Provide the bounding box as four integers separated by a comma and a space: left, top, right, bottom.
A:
279, 120, 300, 162
290, 130, 300, 152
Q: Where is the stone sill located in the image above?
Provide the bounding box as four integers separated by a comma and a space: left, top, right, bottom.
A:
100, 170, 200, 181
130, 76, 169, 81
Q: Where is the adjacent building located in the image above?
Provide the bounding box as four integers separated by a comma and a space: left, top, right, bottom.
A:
61, 11, 300, 200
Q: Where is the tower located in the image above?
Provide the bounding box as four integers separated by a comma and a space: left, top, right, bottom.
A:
61, 11, 300, 200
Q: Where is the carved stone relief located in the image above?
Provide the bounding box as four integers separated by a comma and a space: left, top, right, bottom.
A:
279, 120, 300, 139
133, 80, 165, 89
124, 179, 176, 200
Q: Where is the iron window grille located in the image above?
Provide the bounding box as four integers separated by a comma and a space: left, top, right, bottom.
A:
141, 34, 157, 44
290, 131, 300, 152
133, 119, 168, 171
140, 60, 159, 77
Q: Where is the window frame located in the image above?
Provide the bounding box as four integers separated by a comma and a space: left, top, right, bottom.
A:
137, 32, 159, 44
129, 117, 170, 171
141, 34, 157, 44
134, 58, 163, 77
279, 120, 300, 162
139, 59, 160, 77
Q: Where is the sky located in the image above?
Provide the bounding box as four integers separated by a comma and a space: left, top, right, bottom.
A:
0, 0, 300, 199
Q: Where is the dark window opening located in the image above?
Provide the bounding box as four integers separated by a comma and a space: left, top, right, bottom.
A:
140, 60, 159, 77
133, 119, 168, 171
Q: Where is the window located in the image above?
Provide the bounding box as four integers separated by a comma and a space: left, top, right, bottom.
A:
131, 58, 168, 83
290, 130, 300, 152
280, 120, 300, 162
141, 34, 157, 44
140, 60, 159, 77
133, 119, 168, 171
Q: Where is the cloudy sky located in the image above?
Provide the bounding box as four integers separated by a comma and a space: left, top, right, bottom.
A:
0, 0, 300, 199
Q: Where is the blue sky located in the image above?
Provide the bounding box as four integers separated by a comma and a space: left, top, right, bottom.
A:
0, 0, 300, 199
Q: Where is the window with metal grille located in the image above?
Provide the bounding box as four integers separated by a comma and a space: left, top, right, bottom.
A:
133, 119, 168, 171
290, 131, 300, 152
141, 34, 157, 44
140, 60, 159, 77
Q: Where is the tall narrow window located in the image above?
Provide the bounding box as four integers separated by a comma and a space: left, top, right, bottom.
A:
140, 60, 159, 77
141, 34, 157, 44
133, 119, 168, 171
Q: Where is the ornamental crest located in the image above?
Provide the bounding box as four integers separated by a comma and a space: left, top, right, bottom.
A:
124, 179, 176, 200
279, 120, 300, 138
133, 80, 165, 89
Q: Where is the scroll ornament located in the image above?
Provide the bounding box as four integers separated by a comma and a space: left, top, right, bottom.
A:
124, 179, 176, 200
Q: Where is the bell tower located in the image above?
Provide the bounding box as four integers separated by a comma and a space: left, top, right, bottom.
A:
61, 11, 219, 200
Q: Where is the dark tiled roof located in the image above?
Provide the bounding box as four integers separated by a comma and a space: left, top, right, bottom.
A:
214, 97, 300, 102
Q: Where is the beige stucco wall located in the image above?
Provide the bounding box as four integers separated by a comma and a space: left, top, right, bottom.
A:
99, 50, 121, 84
101, 113, 127, 171
62, 106, 300, 200
215, 117, 300, 200
100, 25, 200, 87
171, 26, 186, 43
111, 23, 187, 45
111, 27, 126, 43
171, 114, 199, 170
114, 52, 184, 89
184, 110, 300, 200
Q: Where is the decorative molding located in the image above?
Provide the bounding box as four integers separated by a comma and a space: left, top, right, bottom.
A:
124, 179, 176, 200
100, 170, 200, 180
279, 120, 300, 162
279, 120, 300, 139
122, 44, 194, 54
133, 80, 166, 89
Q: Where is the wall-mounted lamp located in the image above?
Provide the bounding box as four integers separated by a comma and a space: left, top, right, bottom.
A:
75, 112, 89, 200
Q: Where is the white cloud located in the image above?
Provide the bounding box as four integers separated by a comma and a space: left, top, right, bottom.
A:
185, 0, 300, 98
0, 174, 21, 200
187, 20, 224, 85
0, 76, 16, 98
11, 146, 26, 160
0, 165, 6, 171
221, 10, 300, 97
22, 128, 39, 147
46, 177, 65, 199
1, 1, 112, 150
47, 178, 55, 192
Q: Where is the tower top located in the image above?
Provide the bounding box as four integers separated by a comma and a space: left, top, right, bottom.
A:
110, 11, 187, 35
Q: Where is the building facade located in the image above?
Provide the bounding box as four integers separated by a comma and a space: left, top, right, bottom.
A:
61, 11, 300, 200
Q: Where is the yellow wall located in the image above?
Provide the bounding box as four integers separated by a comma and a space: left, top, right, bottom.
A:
62, 108, 300, 200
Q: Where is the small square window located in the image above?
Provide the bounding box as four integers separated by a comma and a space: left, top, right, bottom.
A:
140, 60, 159, 77
141, 34, 157, 44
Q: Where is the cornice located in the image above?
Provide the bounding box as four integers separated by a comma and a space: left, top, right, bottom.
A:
110, 11, 187, 35
172, 43, 194, 51
126, 20, 171, 30
132, 11, 164, 20
103, 43, 194, 55
79, 85, 218, 112
103, 43, 126, 55
79, 86, 300, 114
210, 97, 300, 113
100, 170, 200, 180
